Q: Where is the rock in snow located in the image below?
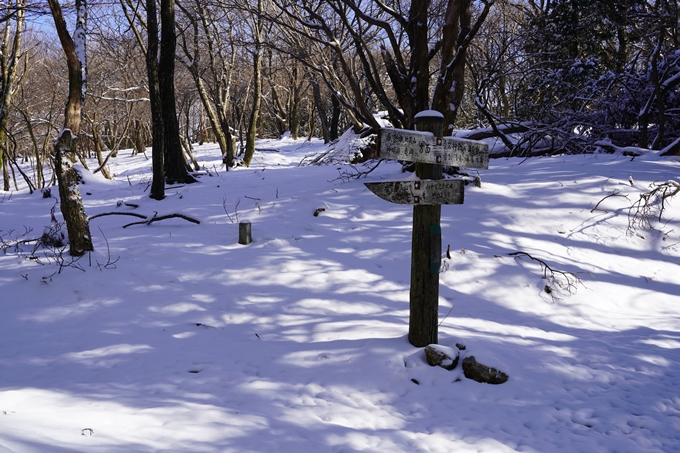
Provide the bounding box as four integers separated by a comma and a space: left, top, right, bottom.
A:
462, 355, 509, 385
425, 344, 460, 370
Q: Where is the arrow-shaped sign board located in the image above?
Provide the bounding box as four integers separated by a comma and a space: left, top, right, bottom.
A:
364, 179, 464, 205
378, 128, 489, 169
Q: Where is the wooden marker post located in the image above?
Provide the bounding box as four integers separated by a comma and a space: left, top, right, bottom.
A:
239, 220, 252, 245
410, 111, 444, 347
364, 110, 489, 347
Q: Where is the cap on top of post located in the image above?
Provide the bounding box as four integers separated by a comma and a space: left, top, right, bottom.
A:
414, 110, 444, 139
414, 110, 444, 122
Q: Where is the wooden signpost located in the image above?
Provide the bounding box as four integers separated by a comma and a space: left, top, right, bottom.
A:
378, 128, 489, 169
364, 110, 489, 347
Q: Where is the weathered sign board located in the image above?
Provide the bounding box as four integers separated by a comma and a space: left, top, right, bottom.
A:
377, 128, 489, 169
364, 179, 464, 205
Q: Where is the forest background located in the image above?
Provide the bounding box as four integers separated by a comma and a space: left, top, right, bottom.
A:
0, 0, 678, 198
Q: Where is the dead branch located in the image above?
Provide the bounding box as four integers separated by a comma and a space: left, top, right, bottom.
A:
330, 159, 383, 182
222, 197, 240, 224
89, 210, 200, 228
591, 190, 629, 213
89, 212, 147, 221
95, 227, 119, 270
1, 228, 39, 253
628, 180, 680, 232
1, 223, 87, 281
122, 213, 201, 228
509, 251, 587, 301
92, 149, 116, 175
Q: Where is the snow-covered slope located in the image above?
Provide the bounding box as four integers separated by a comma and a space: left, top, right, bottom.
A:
1, 137, 679, 452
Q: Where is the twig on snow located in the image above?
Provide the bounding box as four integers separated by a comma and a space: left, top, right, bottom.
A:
509, 251, 587, 302
591, 190, 629, 213
123, 213, 200, 228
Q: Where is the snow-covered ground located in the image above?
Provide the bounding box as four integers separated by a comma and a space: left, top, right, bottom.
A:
1, 136, 679, 452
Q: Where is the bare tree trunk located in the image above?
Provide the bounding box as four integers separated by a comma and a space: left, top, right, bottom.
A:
48, 0, 85, 134
2, 152, 9, 191
160, 0, 195, 183
146, 0, 165, 199
243, 0, 263, 167
431, 0, 493, 132
288, 66, 302, 139
408, 0, 431, 118
310, 77, 331, 143
330, 93, 340, 141
87, 114, 111, 179
54, 130, 92, 255
48, 0, 93, 256
0, 0, 26, 191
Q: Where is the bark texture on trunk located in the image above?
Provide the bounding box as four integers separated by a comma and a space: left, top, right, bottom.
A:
55, 130, 93, 256
160, 0, 195, 183
243, 0, 263, 167
146, 0, 165, 199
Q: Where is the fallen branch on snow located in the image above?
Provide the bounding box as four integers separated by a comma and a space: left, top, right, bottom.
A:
591, 190, 629, 213
628, 180, 680, 232
508, 251, 587, 301
89, 211, 200, 228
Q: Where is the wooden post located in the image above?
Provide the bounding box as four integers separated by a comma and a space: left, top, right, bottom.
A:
239, 220, 252, 245
409, 111, 444, 347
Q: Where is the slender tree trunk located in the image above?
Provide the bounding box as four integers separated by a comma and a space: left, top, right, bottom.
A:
89, 116, 111, 179
310, 77, 331, 143
289, 66, 302, 140
243, 0, 263, 167
49, 0, 85, 135
48, 0, 93, 256
187, 68, 230, 164
0, 0, 26, 191
330, 93, 340, 141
